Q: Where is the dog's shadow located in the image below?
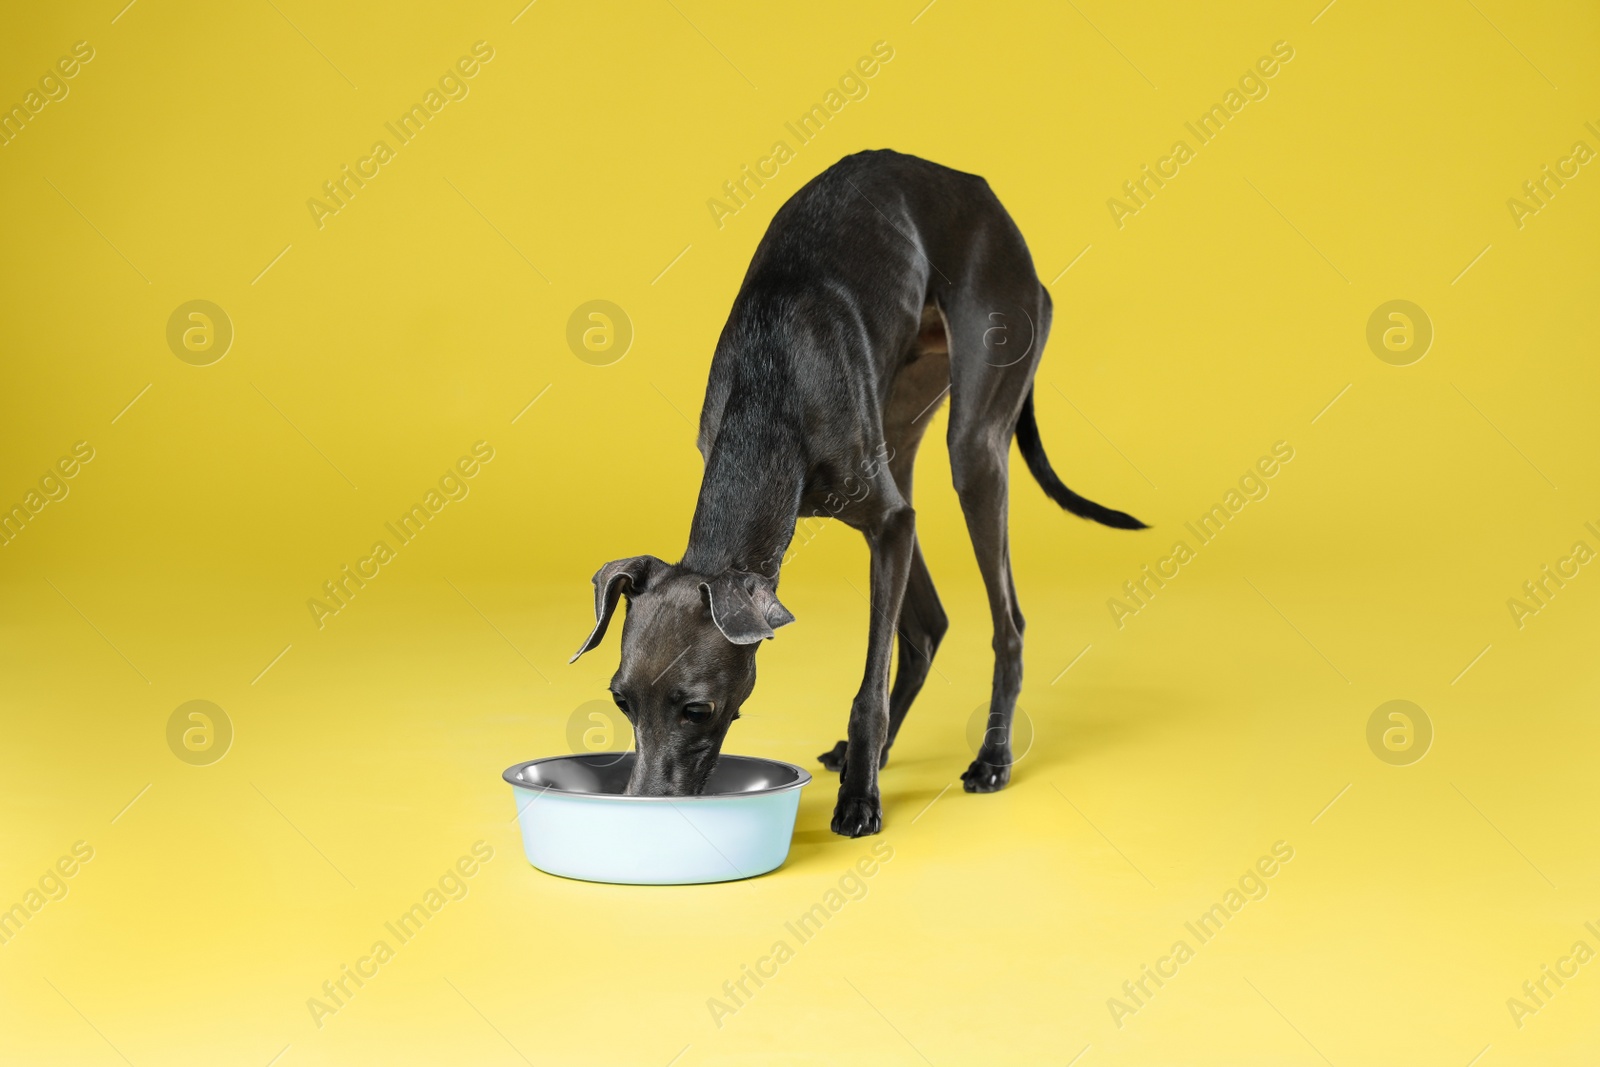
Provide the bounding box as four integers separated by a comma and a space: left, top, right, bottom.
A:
786, 681, 1184, 856
1017, 681, 1187, 772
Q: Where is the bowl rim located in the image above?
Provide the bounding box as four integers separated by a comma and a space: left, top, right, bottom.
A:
502, 752, 813, 801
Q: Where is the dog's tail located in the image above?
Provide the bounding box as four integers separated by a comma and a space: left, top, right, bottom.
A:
1014, 387, 1147, 530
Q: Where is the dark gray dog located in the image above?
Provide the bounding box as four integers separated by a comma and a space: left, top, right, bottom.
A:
572, 150, 1144, 837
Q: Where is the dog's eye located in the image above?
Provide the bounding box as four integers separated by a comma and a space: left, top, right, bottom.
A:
682, 702, 714, 725
611, 692, 631, 717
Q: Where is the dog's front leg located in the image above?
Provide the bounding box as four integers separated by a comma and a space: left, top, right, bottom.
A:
833, 503, 917, 836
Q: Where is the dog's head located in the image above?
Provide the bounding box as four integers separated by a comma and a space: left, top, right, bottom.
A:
570, 555, 794, 796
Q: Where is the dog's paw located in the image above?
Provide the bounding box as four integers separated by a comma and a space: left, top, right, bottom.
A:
961, 756, 1011, 793
830, 792, 883, 837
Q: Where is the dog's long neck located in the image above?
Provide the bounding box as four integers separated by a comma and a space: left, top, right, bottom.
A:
680, 408, 805, 580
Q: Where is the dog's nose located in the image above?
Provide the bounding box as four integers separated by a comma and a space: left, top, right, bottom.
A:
623, 758, 691, 797
622, 774, 671, 797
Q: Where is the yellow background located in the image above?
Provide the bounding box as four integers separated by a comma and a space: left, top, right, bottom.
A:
2, 1, 1597, 1064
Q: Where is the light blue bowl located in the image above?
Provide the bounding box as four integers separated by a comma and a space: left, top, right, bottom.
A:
504, 753, 811, 885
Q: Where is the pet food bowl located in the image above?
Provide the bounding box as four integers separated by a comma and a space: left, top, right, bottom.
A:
503, 753, 811, 885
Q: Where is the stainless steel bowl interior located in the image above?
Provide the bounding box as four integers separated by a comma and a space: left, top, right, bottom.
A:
504, 753, 809, 799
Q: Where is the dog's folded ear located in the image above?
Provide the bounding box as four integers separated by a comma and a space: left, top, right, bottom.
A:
571, 555, 667, 662
700, 571, 795, 646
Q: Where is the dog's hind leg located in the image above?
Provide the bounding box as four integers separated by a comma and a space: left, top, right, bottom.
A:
949, 438, 1024, 792
943, 274, 1050, 793
885, 541, 947, 751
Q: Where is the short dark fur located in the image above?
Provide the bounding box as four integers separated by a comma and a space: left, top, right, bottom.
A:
573, 150, 1144, 836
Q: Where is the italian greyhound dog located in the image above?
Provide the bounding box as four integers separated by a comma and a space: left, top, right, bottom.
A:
572, 150, 1145, 837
